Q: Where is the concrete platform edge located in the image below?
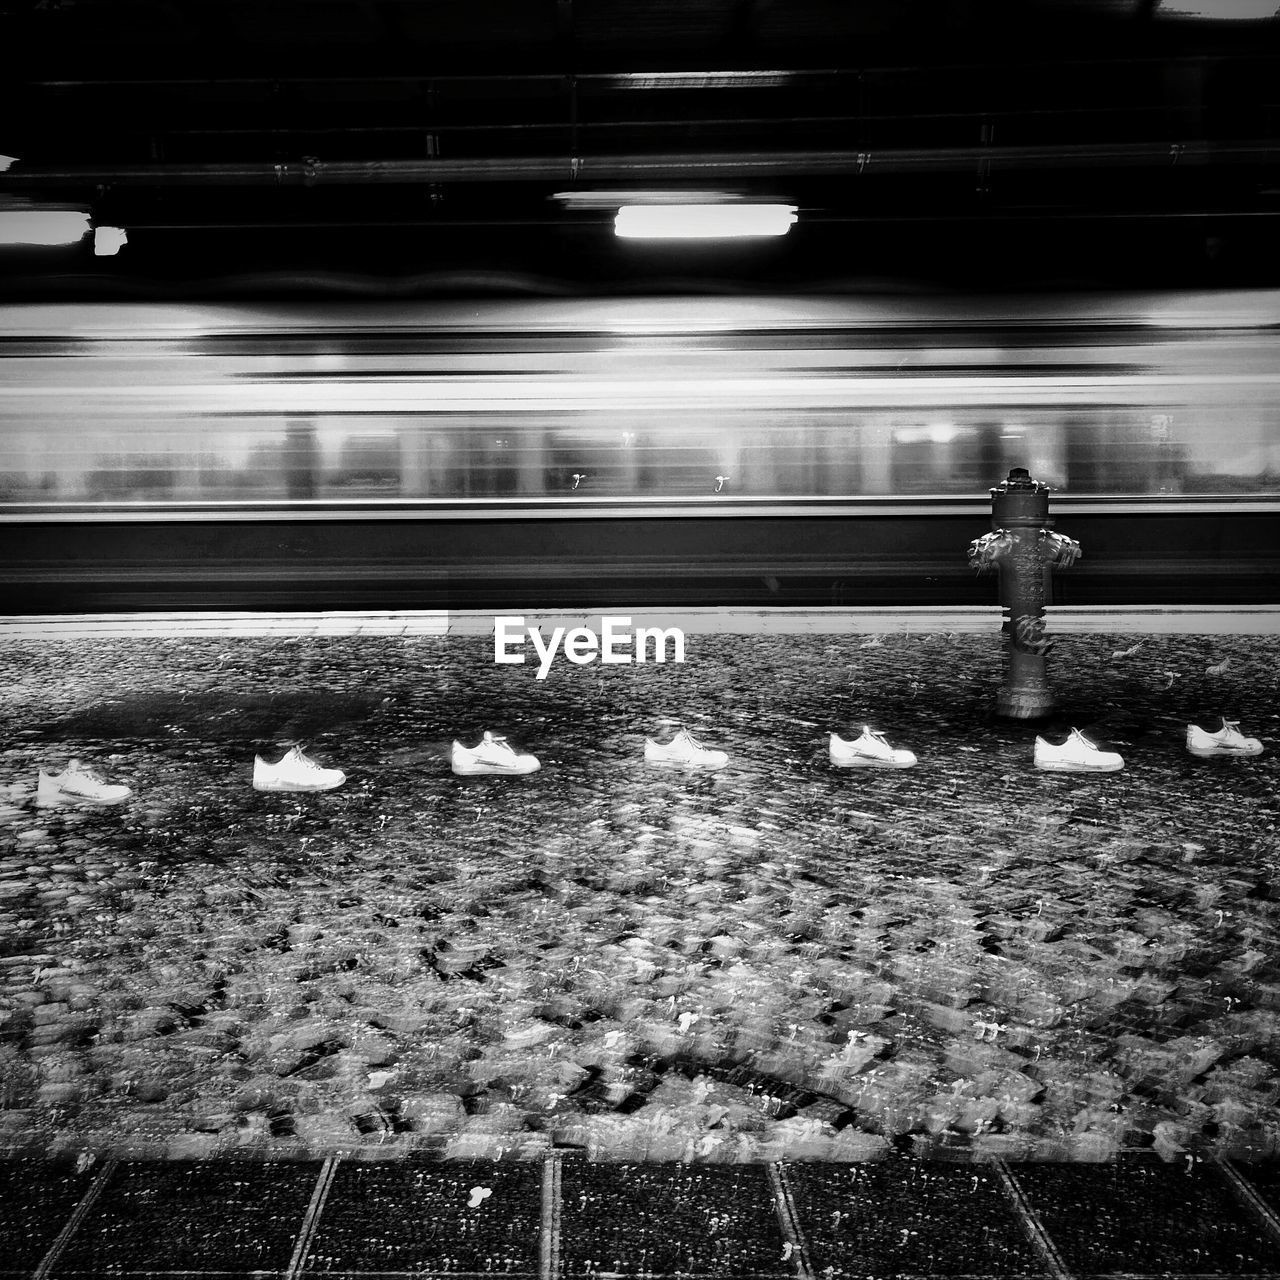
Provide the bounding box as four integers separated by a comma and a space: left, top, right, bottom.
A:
0, 605, 1278, 639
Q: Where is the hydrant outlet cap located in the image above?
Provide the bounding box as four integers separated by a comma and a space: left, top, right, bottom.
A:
991, 467, 1050, 523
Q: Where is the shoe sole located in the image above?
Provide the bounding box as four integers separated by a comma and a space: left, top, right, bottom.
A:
830, 755, 915, 768
452, 762, 539, 776
1035, 760, 1124, 773
1187, 745, 1263, 757
644, 757, 727, 769
253, 780, 345, 792
36, 792, 130, 807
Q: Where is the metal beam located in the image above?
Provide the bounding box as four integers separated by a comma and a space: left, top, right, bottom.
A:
2, 138, 1277, 187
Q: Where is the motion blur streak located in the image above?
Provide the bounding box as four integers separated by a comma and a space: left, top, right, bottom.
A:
1, 292, 1278, 510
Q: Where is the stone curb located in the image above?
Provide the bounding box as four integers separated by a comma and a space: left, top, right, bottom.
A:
1, 605, 1278, 639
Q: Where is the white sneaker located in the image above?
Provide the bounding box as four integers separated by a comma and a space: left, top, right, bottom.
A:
451, 731, 540, 776
1187, 719, 1263, 758
253, 746, 346, 792
1034, 728, 1124, 773
829, 727, 917, 769
36, 759, 132, 806
644, 728, 728, 769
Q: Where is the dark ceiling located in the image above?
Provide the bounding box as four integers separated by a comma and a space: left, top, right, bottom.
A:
2, 0, 1280, 297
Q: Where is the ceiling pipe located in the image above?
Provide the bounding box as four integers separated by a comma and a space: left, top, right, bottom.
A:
1, 139, 1277, 187
21, 55, 1263, 91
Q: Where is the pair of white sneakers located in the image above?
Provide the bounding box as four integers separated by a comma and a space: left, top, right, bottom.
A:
1035, 719, 1264, 773
646, 726, 917, 770
259, 739, 552, 785
451, 729, 734, 774
450, 728, 734, 774
37, 750, 348, 803
448, 728, 733, 774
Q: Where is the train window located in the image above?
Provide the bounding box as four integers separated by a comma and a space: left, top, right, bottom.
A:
329, 434, 403, 495
1, 404, 1276, 503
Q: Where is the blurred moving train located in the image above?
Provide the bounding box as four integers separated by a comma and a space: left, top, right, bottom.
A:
1, 291, 1277, 612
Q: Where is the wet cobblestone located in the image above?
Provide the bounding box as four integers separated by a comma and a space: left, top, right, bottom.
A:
0, 629, 1277, 1162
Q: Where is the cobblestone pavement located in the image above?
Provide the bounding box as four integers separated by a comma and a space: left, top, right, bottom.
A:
0, 629, 1277, 1163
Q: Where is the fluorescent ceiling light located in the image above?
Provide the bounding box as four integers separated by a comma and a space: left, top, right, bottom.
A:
599, 71, 796, 89
0, 209, 92, 246
614, 203, 797, 239
1156, 0, 1279, 17
93, 226, 128, 256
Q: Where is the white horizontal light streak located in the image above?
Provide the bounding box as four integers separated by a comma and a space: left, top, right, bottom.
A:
614, 204, 796, 238
0, 343, 1180, 377
5, 373, 1279, 417
1156, 0, 1279, 17
3, 292, 1280, 339
0, 209, 91, 245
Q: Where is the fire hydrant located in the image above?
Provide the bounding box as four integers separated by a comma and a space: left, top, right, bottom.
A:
968, 467, 1081, 718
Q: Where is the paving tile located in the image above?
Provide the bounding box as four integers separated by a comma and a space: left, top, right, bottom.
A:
783, 1159, 1045, 1277
299, 1157, 542, 1275
49, 1158, 320, 1277
558, 1159, 789, 1277
0, 1158, 93, 1276
1238, 1163, 1280, 1221
1008, 1155, 1280, 1275
1227, 1163, 1280, 1263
